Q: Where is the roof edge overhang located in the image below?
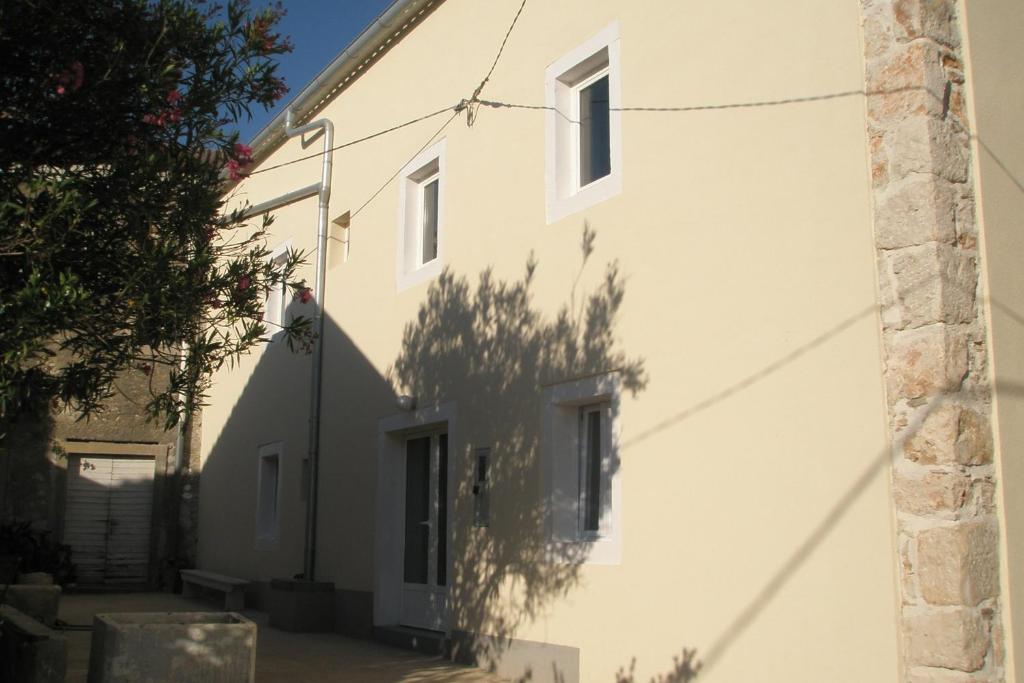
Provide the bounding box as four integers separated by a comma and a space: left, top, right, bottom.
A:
246, 0, 442, 166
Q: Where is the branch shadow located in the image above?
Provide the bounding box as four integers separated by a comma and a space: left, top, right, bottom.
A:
389, 225, 646, 677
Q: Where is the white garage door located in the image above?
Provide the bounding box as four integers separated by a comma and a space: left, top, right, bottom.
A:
65, 455, 155, 585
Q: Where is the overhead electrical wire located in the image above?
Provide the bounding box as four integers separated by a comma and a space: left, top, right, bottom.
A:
246, 0, 528, 181
350, 108, 461, 219
237, 1, 942, 222
242, 87, 884, 178
246, 104, 459, 176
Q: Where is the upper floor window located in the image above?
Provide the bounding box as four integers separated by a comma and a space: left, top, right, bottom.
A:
545, 23, 622, 224
397, 139, 446, 291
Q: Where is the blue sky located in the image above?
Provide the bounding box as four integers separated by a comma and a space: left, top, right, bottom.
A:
235, 0, 395, 142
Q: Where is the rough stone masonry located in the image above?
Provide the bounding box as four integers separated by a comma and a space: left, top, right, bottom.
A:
860, 0, 1005, 680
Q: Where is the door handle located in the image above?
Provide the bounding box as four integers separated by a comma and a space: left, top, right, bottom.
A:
418, 521, 431, 527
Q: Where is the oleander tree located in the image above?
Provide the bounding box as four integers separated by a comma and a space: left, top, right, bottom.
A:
0, 0, 311, 427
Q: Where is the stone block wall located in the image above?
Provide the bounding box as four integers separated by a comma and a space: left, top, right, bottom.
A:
861, 0, 1005, 679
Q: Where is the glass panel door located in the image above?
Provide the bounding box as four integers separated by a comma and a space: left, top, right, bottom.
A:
401, 432, 450, 630
403, 437, 431, 584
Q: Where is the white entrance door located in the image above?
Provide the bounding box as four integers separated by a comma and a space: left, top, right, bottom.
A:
64, 455, 154, 585
400, 432, 449, 631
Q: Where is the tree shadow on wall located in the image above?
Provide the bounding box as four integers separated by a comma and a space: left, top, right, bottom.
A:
389, 226, 646, 679
612, 649, 702, 683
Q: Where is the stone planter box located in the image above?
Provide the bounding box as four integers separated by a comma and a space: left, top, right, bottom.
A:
87, 612, 256, 683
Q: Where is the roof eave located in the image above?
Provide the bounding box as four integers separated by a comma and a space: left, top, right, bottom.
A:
246, 0, 442, 167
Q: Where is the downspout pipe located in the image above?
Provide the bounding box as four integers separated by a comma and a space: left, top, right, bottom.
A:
236, 109, 333, 582
283, 109, 333, 583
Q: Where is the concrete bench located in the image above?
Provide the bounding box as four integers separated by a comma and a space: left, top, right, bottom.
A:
179, 569, 249, 611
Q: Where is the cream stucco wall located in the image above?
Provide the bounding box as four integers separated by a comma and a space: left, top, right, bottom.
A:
200, 1, 900, 680
961, 1, 1024, 679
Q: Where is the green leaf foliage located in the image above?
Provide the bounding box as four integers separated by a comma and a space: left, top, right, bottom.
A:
0, 0, 309, 427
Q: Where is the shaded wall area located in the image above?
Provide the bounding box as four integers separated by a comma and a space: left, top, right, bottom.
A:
196, 293, 392, 634
0, 359, 201, 588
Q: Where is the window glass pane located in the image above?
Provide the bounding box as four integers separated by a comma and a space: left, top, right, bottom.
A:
474, 447, 490, 528
403, 437, 430, 584
258, 455, 278, 537
421, 178, 439, 265
579, 75, 611, 186
584, 409, 602, 532
437, 434, 448, 586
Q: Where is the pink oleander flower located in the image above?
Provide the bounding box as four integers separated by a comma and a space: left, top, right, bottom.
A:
55, 61, 84, 95
296, 287, 312, 304
237, 274, 252, 291
166, 89, 182, 104
226, 159, 246, 181
234, 143, 253, 163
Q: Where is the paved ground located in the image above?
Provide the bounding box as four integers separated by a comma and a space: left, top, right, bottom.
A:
59, 592, 506, 682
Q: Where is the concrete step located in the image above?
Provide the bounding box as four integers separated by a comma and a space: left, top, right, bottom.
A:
373, 625, 447, 656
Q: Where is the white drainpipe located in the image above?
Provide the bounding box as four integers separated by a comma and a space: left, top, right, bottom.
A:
241, 109, 333, 581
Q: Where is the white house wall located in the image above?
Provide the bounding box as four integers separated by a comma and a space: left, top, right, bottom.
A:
201, 1, 902, 680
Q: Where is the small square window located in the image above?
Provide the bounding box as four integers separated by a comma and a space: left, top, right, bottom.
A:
545, 23, 622, 224
397, 140, 446, 291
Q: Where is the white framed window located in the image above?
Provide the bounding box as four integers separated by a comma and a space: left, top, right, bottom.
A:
397, 139, 446, 291
255, 441, 283, 547
541, 372, 621, 564
545, 22, 623, 224
264, 240, 291, 340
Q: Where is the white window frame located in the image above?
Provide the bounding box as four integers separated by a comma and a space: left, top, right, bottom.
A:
396, 139, 446, 292
264, 240, 291, 341
541, 372, 622, 565
545, 22, 623, 225
255, 441, 283, 548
